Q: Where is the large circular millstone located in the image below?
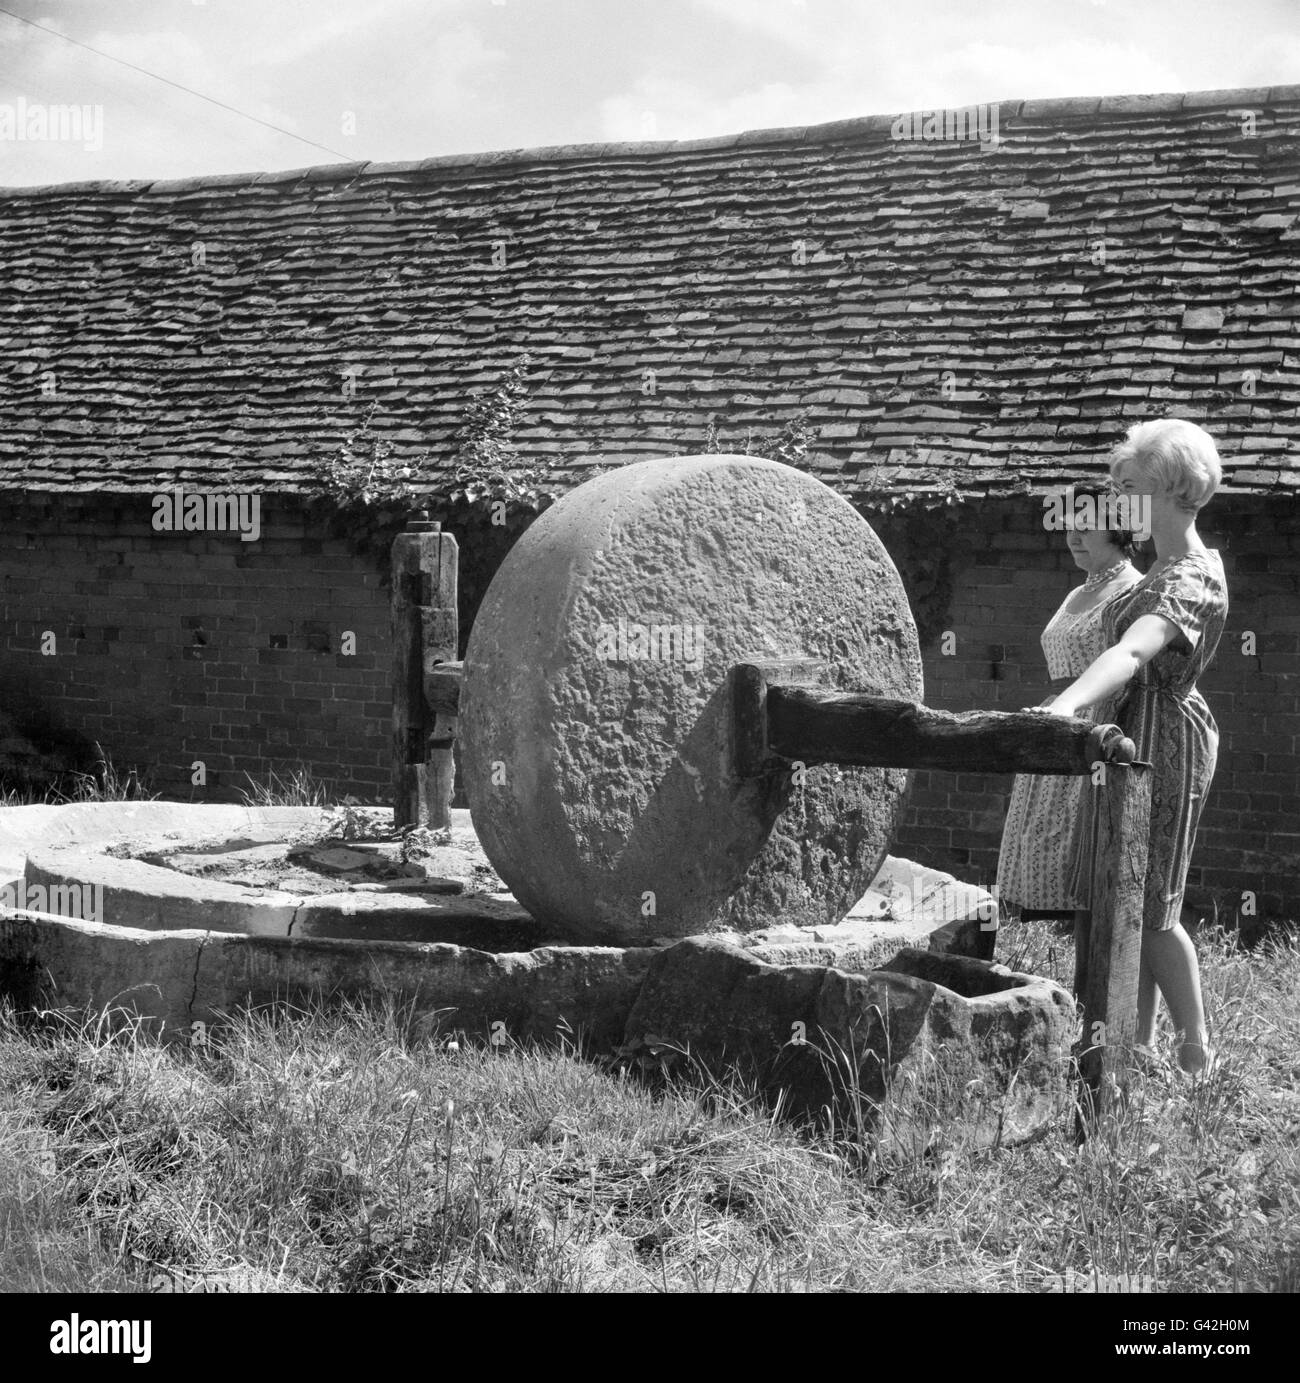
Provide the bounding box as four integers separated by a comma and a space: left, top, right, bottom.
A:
461, 454, 923, 945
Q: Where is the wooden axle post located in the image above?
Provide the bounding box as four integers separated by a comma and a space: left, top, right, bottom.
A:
1076, 760, 1152, 1134
732, 661, 1150, 1135
391, 514, 459, 831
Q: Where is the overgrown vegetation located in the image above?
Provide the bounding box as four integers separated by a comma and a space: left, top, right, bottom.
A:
0, 742, 158, 807
308, 354, 554, 573
701, 410, 813, 468
235, 767, 334, 809
1, 922, 1295, 1293
302, 359, 967, 648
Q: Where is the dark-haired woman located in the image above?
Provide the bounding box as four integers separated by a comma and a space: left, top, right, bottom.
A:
997, 494, 1139, 931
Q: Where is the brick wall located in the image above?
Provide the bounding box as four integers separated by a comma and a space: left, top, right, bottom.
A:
0, 494, 395, 803
1, 491, 1296, 922
889, 497, 1300, 924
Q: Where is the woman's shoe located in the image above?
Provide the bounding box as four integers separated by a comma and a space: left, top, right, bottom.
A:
1174, 1033, 1216, 1076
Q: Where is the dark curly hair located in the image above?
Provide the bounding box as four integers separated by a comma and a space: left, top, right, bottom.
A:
1069, 485, 1138, 560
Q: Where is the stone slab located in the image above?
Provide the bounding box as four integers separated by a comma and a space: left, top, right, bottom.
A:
623, 937, 1073, 1149
0, 907, 653, 1049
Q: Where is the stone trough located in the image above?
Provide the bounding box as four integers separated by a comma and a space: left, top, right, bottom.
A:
0, 801, 1074, 1147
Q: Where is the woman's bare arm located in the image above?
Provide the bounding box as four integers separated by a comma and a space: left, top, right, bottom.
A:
1037, 614, 1183, 717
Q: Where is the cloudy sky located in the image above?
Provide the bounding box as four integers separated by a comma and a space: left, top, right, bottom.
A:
0, 0, 1296, 185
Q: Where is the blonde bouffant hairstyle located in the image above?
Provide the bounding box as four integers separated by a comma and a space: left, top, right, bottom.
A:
1109, 418, 1222, 513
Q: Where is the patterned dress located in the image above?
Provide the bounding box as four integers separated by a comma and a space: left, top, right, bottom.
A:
997, 565, 1141, 909
1068, 550, 1229, 930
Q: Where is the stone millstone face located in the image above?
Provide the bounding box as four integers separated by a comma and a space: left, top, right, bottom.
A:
461, 454, 923, 945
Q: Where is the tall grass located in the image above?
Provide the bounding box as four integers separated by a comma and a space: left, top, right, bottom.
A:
236, 768, 334, 808
1, 920, 1296, 1293
0, 743, 158, 806
1, 759, 342, 808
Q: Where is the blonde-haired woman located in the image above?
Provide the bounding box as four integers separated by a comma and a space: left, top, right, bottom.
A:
1048, 418, 1228, 1074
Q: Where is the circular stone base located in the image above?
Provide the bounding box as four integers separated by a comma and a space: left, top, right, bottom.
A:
2, 807, 1070, 1155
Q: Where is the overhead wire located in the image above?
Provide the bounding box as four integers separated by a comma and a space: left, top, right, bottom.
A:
0, 4, 352, 161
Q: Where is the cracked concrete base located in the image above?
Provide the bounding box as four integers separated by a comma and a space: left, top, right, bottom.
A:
0, 803, 1008, 1070
0, 803, 651, 1045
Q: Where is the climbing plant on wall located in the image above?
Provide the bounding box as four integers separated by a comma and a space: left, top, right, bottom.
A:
305, 355, 567, 648
309, 355, 551, 547
309, 379, 972, 654
700, 411, 812, 467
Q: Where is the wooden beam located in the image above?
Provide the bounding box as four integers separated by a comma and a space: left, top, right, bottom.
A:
1076, 760, 1152, 1135
732, 658, 829, 777
762, 684, 1135, 776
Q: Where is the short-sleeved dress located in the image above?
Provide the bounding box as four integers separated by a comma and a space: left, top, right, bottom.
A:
997, 565, 1140, 909
1068, 550, 1229, 930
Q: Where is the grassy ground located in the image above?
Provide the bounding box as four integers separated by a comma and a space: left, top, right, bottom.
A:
1, 917, 1296, 1294
3, 767, 1296, 1292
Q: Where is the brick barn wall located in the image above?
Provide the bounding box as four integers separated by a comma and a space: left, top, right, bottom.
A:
887, 497, 1300, 924
1, 490, 1296, 923
0, 494, 395, 803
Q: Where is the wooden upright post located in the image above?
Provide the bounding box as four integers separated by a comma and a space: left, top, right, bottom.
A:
422, 537, 459, 831
391, 514, 458, 831
1076, 759, 1152, 1134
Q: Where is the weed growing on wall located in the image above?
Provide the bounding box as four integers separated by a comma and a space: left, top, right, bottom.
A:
445, 354, 550, 509
701, 410, 811, 467
307, 355, 553, 579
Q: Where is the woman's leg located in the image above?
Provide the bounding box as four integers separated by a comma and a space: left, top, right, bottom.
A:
1078, 909, 1167, 1059
1135, 943, 1160, 1050
1072, 909, 1090, 999
1141, 924, 1211, 1072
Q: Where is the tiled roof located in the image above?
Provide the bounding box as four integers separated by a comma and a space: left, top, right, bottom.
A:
1, 85, 1297, 502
